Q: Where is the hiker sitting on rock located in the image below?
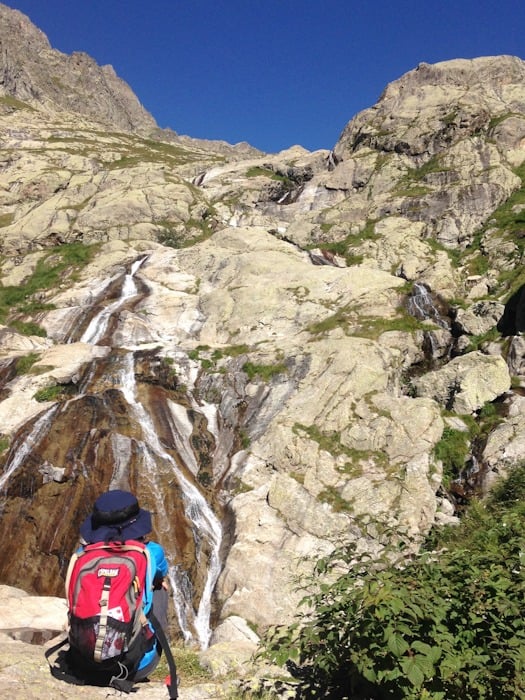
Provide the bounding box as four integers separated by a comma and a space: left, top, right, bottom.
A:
67, 489, 171, 688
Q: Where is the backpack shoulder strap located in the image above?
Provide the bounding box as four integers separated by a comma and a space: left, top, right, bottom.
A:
64, 548, 82, 597
148, 610, 178, 699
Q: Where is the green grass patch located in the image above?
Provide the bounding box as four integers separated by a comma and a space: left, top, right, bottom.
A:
305, 219, 379, 267
157, 212, 216, 249
465, 325, 500, 352
10, 320, 47, 337
0, 95, 34, 111
352, 312, 428, 339
246, 166, 275, 178
0, 242, 96, 324
149, 645, 212, 686
15, 352, 40, 375
391, 154, 449, 199
307, 305, 353, 336
33, 385, 66, 402
242, 361, 287, 381
393, 184, 433, 198
293, 423, 374, 472
105, 135, 210, 171
188, 344, 252, 372
239, 428, 251, 450
405, 154, 448, 182
0, 213, 14, 227
488, 112, 525, 131
317, 486, 353, 513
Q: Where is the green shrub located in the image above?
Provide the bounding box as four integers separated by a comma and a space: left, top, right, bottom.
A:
432, 426, 470, 485
34, 384, 66, 402
262, 467, 525, 699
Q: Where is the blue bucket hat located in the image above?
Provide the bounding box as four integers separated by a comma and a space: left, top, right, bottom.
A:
80, 489, 152, 543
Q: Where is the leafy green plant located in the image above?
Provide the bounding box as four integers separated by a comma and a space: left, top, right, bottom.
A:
432, 426, 471, 485
262, 466, 525, 699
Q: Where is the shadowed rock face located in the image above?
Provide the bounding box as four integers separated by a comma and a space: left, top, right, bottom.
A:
497, 284, 525, 336
0, 355, 214, 607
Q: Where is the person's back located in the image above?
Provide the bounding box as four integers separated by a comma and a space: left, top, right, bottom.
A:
66, 489, 172, 691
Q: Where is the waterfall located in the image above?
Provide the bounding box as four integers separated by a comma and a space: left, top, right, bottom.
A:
406, 282, 453, 363
407, 282, 450, 329
78, 256, 221, 647
0, 254, 223, 646
80, 256, 146, 344
0, 405, 59, 493
117, 352, 222, 648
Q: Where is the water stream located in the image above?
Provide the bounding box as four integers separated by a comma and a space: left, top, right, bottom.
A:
117, 351, 222, 647
406, 282, 452, 362
0, 404, 59, 493
79, 256, 147, 344
407, 282, 450, 329
0, 256, 223, 648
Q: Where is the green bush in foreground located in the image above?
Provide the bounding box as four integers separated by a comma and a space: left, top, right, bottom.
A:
262, 465, 525, 699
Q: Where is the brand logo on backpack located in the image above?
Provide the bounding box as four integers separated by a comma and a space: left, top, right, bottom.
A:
98, 567, 120, 577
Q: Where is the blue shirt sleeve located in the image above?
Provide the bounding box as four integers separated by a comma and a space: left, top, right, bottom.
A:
146, 540, 169, 578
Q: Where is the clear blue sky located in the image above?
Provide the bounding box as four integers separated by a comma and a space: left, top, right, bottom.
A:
4, 0, 525, 153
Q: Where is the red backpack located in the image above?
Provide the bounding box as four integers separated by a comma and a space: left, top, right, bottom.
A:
65, 540, 152, 669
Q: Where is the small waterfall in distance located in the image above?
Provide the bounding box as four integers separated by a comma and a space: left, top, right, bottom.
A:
406, 282, 452, 363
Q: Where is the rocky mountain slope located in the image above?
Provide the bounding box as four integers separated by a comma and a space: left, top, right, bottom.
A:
0, 2, 525, 693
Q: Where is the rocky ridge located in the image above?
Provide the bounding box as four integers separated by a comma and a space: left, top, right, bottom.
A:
0, 3, 525, 696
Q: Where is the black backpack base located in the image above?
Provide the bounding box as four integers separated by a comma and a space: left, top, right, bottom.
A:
66, 640, 146, 692
45, 611, 178, 698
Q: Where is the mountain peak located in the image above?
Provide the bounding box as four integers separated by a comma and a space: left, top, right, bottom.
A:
0, 2, 156, 133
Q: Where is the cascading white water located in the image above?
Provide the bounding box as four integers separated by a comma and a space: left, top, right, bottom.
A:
407, 282, 450, 329
117, 351, 222, 648
77, 257, 222, 648
80, 257, 146, 344
1, 256, 223, 647
0, 405, 59, 493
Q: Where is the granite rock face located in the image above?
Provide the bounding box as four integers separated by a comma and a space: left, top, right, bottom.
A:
0, 4, 524, 661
